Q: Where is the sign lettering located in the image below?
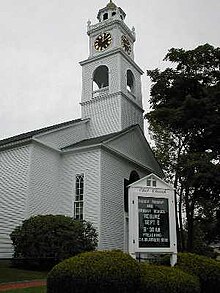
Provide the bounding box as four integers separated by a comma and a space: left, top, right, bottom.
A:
138, 196, 170, 248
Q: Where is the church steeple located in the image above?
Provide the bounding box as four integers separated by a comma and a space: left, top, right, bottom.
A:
107, 0, 117, 9
80, 2, 144, 138
97, 1, 126, 23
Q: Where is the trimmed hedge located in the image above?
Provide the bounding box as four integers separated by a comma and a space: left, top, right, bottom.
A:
139, 263, 200, 293
177, 253, 220, 293
47, 250, 141, 293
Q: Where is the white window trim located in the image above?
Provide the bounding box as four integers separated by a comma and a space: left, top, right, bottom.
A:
74, 173, 85, 220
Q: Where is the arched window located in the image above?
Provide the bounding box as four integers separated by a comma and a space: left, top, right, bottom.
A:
103, 13, 108, 20
93, 65, 109, 92
129, 170, 140, 183
124, 171, 140, 212
74, 174, 84, 220
112, 11, 116, 16
127, 70, 135, 94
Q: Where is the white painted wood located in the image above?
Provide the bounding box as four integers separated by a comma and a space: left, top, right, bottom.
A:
100, 149, 148, 251
60, 149, 102, 244
0, 145, 31, 258
128, 174, 177, 263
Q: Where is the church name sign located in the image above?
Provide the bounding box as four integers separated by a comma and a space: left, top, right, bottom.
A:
128, 176, 177, 265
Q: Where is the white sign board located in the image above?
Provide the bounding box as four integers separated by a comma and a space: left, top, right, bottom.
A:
128, 175, 177, 265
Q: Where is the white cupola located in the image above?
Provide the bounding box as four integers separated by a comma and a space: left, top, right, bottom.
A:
97, 0, 126, 22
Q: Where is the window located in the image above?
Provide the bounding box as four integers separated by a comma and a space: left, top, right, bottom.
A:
146, 176, 157, 187
93, 65, 109, 92
103, 13, 108, 20
127, 70, 135, 94
124, 171, 140, 212
74, 174, 84, 220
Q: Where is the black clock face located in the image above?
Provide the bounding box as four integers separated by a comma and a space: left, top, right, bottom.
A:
94, 32, 112, 51
121, 35, 131, 55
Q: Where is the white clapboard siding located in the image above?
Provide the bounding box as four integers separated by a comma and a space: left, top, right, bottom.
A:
100, 149, 147, 251
0, 145, 31, 258
27, 143, 61, 216
121, 97, 144, 131
60, 149, 101, 239
82, 95, 121, 138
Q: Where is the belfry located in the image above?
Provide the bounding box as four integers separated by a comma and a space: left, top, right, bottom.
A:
80, 0, 144, 138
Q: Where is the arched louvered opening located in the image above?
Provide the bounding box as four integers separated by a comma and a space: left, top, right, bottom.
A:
124, 171, 140, 212
103, 13, 108, 20
92, 65, 109, 98
127, 69, 135, 94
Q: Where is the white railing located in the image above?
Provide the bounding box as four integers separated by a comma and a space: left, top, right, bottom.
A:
92, 86, 109, 99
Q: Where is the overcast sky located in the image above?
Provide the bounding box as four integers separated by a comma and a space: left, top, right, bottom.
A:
0, 0, 219, 140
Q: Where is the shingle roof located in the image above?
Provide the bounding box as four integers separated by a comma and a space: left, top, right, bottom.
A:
62, 124, 138, 150
0, 119, 82, 147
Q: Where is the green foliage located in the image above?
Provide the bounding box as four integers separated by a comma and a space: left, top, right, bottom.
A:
190, 221, 217, 258
177, 253, 220, 293
139, 263, 200, 293
47, 251, 203, 293
47, 250, 141, 293
10, 215, 98, 269
145, 44, 220, 251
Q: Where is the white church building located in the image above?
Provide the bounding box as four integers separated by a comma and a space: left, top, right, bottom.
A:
0, 1, 163, 259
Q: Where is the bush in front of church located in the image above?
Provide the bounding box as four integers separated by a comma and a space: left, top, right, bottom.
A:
10, 215, 98, 269
47, 250, 141, 293
139, 262, 200, 293
177, 252, 220, 293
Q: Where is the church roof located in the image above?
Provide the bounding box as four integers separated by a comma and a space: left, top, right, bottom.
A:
62, 125, 136, 150
62, 124, 164, 177
0, 118, 82, 147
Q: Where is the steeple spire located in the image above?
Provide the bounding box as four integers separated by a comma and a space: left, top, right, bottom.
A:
97, 0, 126, 22
107, 0, 117, 9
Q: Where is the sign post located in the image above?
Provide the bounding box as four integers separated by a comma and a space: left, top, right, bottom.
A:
128, 174, 177, 266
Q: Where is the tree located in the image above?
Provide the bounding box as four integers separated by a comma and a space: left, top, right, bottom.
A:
145, 44, 220, 252
10, 215, 98, 269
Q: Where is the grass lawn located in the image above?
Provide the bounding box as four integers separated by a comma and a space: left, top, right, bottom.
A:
0, 260, 48, 283
2, 287, 46, 293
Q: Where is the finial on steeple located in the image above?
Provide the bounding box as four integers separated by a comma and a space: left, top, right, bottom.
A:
87, 19, 91, 29
107, 0, 117, 9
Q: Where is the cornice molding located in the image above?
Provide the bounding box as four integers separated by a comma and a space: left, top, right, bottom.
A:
87, 19, 135, 42
80, 48, 143, 74
62, 141, 157, 175
80, 91, 144, 113
0, 139, 31, 152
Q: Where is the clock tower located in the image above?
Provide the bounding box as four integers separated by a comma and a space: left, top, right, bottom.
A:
80, 0, 144, 138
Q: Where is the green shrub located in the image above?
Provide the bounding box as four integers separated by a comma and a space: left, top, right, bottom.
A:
139, 263, 200, 293
47, 250, 141, 293
177, 252, 220, 293
148, 254, 171, 266
10, 215, 98, 269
